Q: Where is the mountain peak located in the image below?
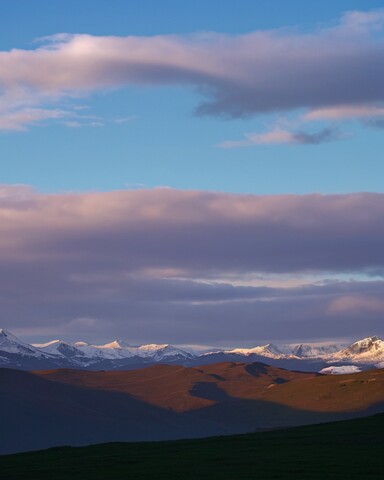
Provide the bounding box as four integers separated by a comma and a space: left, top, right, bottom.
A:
98, 340, 133, 349
0, 328, 46, 357
0, 328, 13, 338
332, 335, 384, 362
347, 336, 382, 353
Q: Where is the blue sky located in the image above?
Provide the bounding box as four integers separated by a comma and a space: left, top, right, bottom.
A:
1, 0, 384, 194
1, 1, 384, 345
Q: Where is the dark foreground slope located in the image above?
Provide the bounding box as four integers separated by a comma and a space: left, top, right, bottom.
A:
1, 414, 384, 480
0, 368, 222, 455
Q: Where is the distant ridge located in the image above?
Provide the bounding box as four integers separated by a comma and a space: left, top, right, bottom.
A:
1, 328, 383, 372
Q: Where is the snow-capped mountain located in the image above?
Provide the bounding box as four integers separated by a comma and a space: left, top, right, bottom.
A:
226, 342, 342, 359
228, 343, 288, 358
0, 329, 48, 358
1, 328, 383, 372
196, 337, 384, 372
33, 340, 87, 358
326, 336, 384, 364
31, 336, 195, 368
290, 343, 342, 358
0, 329, 78, 370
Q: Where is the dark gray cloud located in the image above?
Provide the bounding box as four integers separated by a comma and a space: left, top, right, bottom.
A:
292, 127, 343, 145
1, 186, 384, 344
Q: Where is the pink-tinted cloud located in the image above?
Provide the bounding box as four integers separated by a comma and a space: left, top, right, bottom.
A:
0, 108, 69, 131
1, 186, 384, 274
0, 186, 384, 343
1, 10, 384, 130
304, 105, 384, 121
328, 295, 384, 314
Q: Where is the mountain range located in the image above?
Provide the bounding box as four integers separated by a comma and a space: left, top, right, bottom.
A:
1, 328, 384, 372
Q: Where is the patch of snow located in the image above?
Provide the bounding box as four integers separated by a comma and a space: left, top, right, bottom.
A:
320, 365, 362, 375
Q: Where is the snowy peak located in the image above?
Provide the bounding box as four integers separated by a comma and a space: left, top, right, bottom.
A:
0, 329, 20, 344
343, 336, 383, 355
1, 327, 384, 371
228, 343, 286, 358
33, 340, 85, 358
332, 336, 384, 363
227, 342, 341, 359
0, 329, 46, 357
137, 343, 194, 360
98, 340, 133, 350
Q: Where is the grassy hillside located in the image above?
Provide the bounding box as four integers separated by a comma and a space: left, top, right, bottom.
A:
37, 362, 384, 414
1, 414, 383, 479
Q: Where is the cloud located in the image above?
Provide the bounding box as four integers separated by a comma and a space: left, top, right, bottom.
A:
328, 295, 384, 315
0, 108, 69, 131
1, 186, 384, 275
304, 105, 384, 121
219, 127, 342, 147
1, 10, 384, 130
0, 186, 384, 343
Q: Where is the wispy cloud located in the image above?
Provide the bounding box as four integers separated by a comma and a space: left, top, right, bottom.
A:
304, 105, 384, 121
219, 127, 343, 148
0, 108, 69, 131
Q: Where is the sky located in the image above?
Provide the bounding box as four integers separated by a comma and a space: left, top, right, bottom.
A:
1, 0, 384, 346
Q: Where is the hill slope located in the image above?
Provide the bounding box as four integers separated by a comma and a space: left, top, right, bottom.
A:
37, 362, 384, 415
2, 363, 384, 454
1, 414, 383, 480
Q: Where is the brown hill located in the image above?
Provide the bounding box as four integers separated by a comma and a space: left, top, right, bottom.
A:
3, 362, 383, 454
36, 362, 316, 412
36, 362, 384, 415
262, 367, 384, 412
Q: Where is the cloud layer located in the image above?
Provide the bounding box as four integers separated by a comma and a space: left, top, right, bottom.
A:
1, 10, 384, 134
2, 186, 384, 344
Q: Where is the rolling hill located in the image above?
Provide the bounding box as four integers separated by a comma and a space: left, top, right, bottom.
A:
1, 414, 383, 479
1, 361, 384, 454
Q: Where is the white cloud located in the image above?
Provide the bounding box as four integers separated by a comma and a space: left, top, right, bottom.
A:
1, 10, 384, 131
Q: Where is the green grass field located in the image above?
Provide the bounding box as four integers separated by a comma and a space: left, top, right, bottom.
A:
1, 414, 383, 479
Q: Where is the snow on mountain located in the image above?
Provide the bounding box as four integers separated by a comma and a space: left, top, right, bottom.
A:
226, 342, 342, 359
136, 343, 194, 360
228, 343, 288, 358
33, 338, 195, 362
0, 329, 47, 357
290, 343, 343, 358
80, 341, 137, 360
33, 340, 86, 358
1, 327, 384, 371
91, 341, 194, 361
328, 336, 384, 364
